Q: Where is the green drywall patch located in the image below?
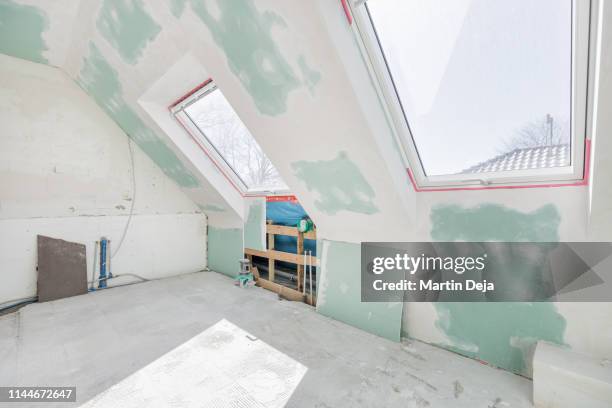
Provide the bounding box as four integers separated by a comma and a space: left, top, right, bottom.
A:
428, 203, 566, 376
244, 200, 265, 251
435, 303, 565, 374
431, 203, 560, 242
0, 0, 48, 64
292, 151, 379, 215
170, 0, 188, 18
191, 0, 317, 115
317, 240, 402, 341
77, 43, 199, 188
208, 226, 243, 278
297, 55, 321, 94
200, 203, 225, 212
97, 0, 161, 65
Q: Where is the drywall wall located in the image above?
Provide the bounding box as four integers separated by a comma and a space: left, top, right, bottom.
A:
0, 54, 206, 303
207, 227, 243, 278
317, 239, 402, 341
400, 187, 612, 378
244, 197, 266, 251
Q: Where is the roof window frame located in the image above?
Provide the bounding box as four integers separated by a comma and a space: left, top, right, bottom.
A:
171, 80, 290, 196
348, 0, 593, 189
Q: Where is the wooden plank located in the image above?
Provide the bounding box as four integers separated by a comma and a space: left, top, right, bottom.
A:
296, 232, 304, 292
256, 278, 305, 302
267, 224, 298, 237
256, 277, 279, 293
279, 285, 307, 302
267, 231, 275, 282
252, 266, 260, 281
245, 248, 312, 266
304, 229, 316, 240
266, 224, 316, 240
244, 248, 267, 258
306, 294, 317, 307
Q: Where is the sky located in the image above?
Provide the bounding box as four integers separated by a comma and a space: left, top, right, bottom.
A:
367, 0, 572, 176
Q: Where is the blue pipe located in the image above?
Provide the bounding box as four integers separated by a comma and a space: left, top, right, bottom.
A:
99, 238, 107, 288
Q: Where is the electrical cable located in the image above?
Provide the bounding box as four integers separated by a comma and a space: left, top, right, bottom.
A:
111, 137, 136, 259
0, 298, 38, 314
0, 296, 38, 309
87, 273, 149, 286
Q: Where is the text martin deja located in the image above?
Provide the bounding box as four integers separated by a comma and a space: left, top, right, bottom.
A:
370, 253, 495, 293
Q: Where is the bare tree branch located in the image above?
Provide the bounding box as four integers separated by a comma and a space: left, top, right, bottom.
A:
501, 115, 569, 153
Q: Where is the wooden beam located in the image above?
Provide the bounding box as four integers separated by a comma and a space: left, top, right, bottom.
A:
297, 232, 304, 293
245, 248, 313, 266
256, 278, 305, 302
267, 231, 275, 282
306, 294, 317, 307
267, 224, 297, 237
244, 248, 267, 258
266, 224, 316, 240
304, 229, 316, 240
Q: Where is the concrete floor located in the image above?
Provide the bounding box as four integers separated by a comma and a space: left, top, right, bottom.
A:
0, 272, 534, 407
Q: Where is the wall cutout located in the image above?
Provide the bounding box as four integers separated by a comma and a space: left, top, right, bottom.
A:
0, 0, 48, 64
97, 0, 161, 65
292, 151, 379, 215
208, 226, 243, 277
191, 0, 319, 115
429, 203, 566, 377
77, 43, 199, 188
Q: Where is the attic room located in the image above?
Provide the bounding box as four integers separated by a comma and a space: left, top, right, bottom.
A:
0, 0, 611, 407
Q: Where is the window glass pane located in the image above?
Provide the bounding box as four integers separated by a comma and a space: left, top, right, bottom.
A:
366, 0, 572, 176
185, 88, 288, 191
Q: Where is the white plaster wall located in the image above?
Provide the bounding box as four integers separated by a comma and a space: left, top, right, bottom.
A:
59, 0, 246, 230
0, 55, 206, 303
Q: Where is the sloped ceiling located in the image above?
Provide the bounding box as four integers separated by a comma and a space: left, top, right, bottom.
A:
0, 0, 417, 240
2, 0, 612, 243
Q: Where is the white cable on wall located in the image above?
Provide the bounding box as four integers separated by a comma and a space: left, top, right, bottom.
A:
112, 137, 136, 259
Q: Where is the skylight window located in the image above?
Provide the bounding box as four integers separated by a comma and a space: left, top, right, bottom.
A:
174, 82, 288, 193
351, 0, 590, 187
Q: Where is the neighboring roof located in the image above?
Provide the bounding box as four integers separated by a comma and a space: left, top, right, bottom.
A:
460, 144, 570, 174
